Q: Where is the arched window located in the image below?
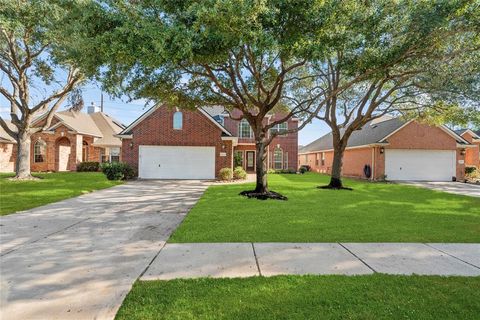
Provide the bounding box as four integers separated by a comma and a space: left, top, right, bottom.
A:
34, 140, 46, 163
273, 148, 283, 170
239, 119, 253, 138
173, 111, 183, 130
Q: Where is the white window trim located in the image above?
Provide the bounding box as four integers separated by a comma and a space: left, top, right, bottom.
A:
273, 148, 283, 170
173, 111, 183, 130
34, 140, 46, 163
239, 119, 253, 138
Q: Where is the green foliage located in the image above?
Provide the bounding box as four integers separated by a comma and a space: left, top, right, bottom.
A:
218, 168, 233, 181
233, 153, 243, 168
233, 166, 247, 180
76, 162, 100, 172
466, 167, 477, 175
100, 162, 135, 181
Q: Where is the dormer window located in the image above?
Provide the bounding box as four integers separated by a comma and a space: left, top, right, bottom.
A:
239, 119, 253, 138
173, 111, 183, 130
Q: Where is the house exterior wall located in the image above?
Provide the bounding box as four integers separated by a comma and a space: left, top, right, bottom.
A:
224, 109, 298, 171
299, 121, 466, 181
30, 123, 106, 172
121, 107, 231, 177
0, 142, 16, 172
461, 132, 479, 168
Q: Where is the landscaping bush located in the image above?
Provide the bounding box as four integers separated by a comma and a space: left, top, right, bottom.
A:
465, 167, 477, 175
299, 165, 311, 172
218, 168, 233, 181
77, 161, 100, 172
100, 162, 136, 180
233, 166, 247, 180
267, 168, 276, 174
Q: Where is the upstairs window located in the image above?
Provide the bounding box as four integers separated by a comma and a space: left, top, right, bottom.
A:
273, 148, 283, 170
173, 111, 183, 130
270, 123, 288, 135
239, 119, 253, 138
34, 140, 46, 163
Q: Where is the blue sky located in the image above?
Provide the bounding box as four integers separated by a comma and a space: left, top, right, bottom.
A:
0, 81, 329, 146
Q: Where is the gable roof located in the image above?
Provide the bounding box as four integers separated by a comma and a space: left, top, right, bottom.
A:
456, 128, 480, 139
300, 118, 469, 154
0, 120, 17, 144
31, 109, 124, 147
120, 104, 232, 137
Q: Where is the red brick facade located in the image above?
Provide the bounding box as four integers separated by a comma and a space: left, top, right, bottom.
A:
299, 121, 467, 181
460, 131, 480, 168
121, 106, 299, 177
0, 142, 16, 172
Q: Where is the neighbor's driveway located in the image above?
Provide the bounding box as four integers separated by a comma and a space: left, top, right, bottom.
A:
400, 181, 480, 197
0, 180, 209, 320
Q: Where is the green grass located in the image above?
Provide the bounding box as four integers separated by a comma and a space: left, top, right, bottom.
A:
170, 173, 480, 243
116, 275, 480, 320
0, 172, 122, 215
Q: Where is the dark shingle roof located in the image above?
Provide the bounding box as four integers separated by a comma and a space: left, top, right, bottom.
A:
299, 118, 469, 154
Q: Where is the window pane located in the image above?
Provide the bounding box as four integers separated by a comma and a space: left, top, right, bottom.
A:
239, 120, 252, 138
274, 148, 283, 170
173, 112, 183, 129
34, 140, 46, 163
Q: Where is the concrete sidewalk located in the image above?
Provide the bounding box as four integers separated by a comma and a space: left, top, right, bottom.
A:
141, 243, 480, 280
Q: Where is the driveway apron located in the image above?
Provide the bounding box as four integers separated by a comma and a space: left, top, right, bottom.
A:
0, 180, 208, 320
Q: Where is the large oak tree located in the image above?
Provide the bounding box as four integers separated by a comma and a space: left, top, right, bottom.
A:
307, 0, 480, 188
72, 0, 339, 199
0, 1, 84, 179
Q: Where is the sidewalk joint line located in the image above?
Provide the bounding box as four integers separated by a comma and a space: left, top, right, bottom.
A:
251, 243, 262, 276
338, 243, 377, 273
138, 241, 168, 279
424, 243, 480, 270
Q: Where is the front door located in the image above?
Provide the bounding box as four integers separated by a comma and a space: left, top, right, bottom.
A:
246, 151, 255, 172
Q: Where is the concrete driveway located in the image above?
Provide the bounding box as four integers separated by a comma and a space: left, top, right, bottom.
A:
400, 181, 480, 197
0, 180, 209, 320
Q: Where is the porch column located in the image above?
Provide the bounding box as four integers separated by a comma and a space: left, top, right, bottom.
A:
75, 134, 83, 164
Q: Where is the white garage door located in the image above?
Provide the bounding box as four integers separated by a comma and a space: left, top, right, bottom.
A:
385, 149, 456, 181
139, 145, 215, 179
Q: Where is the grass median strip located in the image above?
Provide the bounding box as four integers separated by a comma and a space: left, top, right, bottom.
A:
170, 173, 480, 243
116, 274, 480, 320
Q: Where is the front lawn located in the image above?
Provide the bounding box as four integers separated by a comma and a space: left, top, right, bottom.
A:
116, 275, 480, 320
0, 172, 122, 215
170, 173, 480, 243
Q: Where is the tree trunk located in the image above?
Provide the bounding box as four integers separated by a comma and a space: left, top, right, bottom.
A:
328, 144, 345, 188
15, 129, 33, 179
254, 139, 268, 194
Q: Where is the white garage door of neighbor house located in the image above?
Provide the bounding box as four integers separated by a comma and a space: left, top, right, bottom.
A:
385, 149, 456, 181
139, 146, 216, 179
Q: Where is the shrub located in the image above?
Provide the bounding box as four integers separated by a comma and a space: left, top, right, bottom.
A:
233, 152, 243, 168
218, 167, 233, 181
299, 165, 311, 172
299, 166, 307, 174
233, 166, 247, 180
100, 162, 136, 180
466, 167, 477, 175
77, 161, 100, 172
267, 168, 276, 174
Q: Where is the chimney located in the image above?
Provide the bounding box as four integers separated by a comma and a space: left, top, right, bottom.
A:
87, 102, 100, 114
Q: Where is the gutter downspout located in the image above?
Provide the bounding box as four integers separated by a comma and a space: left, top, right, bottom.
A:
371, 147, 375, 181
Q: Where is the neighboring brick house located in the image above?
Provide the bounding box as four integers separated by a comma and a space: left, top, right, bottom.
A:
0, 104, 124, 173
299, 117, 472, 181
117, 105, 298, 179
0, 121, 17, 173
455, 129, 480, 168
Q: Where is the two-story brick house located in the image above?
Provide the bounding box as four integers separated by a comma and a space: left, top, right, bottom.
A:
118, 105, 298, 179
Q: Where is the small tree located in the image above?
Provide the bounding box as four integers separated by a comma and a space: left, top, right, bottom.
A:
309, 0, 480, 189
0, 1, 83, 179
75, 0, 330, 199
